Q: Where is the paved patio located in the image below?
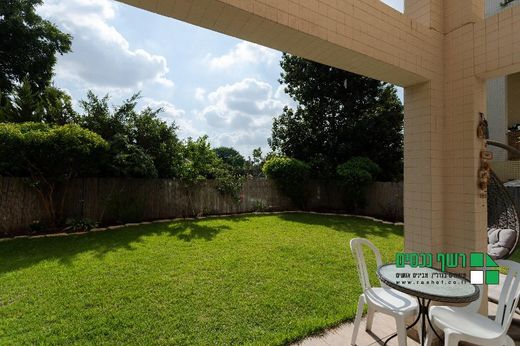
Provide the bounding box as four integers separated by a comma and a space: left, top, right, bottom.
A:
294, 301, 520, 346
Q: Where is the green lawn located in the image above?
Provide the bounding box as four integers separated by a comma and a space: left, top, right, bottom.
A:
0, 213, 403, 345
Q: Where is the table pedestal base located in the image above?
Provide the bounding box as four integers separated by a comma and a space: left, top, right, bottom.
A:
383, 298, 443, 346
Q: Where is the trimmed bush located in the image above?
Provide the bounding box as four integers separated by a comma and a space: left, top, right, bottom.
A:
0, 122, 108, 226
262, 156, 310, 207
336, 157, 380, 210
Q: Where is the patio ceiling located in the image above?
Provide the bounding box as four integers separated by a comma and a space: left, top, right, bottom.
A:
119, 0, 438, 86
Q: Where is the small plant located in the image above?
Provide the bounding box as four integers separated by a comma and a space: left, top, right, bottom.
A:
64, 217, 97, 232
253, 200, 268, 212
29, 220, 44, 234
336, 157, 380, 211
262, 156, 310, 208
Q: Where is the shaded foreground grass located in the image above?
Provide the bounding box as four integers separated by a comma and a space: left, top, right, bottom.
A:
0, 213, 403, 345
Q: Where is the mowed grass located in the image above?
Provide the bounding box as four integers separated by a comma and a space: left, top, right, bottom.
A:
0, 213, 403, 345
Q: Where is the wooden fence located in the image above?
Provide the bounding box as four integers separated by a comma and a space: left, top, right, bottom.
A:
0, 177, 403, 236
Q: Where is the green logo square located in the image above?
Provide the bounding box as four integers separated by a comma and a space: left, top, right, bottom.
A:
485, 255, 499, 267
470, 252, 484, 267
486, 270, 500, 285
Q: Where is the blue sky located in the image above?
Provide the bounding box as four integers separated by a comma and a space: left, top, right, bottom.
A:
38, 0, 403, 157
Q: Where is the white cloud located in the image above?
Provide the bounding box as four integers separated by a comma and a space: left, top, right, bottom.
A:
207, 41, 278, 69
201, 78, 285, 130
38, 0, 174, 91
193, 78, 294, 155
195, 88, 206, 102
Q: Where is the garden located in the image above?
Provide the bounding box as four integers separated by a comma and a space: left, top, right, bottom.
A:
0, 3, 406, 345
0, 213, 403, 345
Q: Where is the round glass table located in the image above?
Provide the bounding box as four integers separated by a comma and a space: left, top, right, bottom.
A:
377, 263, 480, 345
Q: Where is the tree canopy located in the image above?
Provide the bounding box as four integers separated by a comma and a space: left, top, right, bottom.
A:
0, 78, 77, 124
213, 146, 246, 173
78, 91, 183, 179
269, 54, 404, 181
0, 0, 72, 92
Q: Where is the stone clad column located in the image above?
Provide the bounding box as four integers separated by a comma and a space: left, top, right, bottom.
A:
442, 1, 487, 256
403, 0, 445, 254
403, 0, 487, 258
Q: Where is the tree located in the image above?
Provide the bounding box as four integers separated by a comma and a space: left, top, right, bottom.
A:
78, 91, 182, 178
39, 85, 78, 125
105, 134, 158, 178
0, 0, 72, 93
179, 136, 222, 184
78, 91, 128, 141
0, 78, 77, 124
2, 78, 41, 122
245, 147, 266, 177
128, 106, 182, 179
213, 147, 246, 173
269, 54, 404, 181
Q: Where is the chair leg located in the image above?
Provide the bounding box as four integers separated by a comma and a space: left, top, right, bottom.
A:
396, 316, 407, 346
504, 335, 515, 346
424, 334, 431, 346
424, 322, 432, 346
444, 328, 461, 346
365, 306, 375, 331
351, 295, 365, 346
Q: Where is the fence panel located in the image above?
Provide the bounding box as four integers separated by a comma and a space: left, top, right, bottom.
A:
0, 177, 403, 236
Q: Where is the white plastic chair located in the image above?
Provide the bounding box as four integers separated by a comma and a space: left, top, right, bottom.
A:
424, 284, 483, 346
350, 238, 419, 346
426, 260, 520, 346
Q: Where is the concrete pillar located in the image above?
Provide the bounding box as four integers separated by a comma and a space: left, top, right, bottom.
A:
442, 0, 487, 256
403, 0, 487, 257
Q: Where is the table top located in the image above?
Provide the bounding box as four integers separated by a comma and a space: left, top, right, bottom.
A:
377, 263, 480, 303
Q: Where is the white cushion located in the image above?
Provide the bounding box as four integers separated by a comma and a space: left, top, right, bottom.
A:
488, 228, 516, 259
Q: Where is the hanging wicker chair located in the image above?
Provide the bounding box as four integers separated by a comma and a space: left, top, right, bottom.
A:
487, 140, 520, 260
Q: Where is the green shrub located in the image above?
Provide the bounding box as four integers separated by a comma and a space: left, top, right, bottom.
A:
262, 156, 310, 207
336, 157, 380, 210
64, 217, 97, 232
0, 122, 108, 227
215, 169, 244, 204
336, 157, 380, 185
179, 136, 222, 185
106, 134, 158, 178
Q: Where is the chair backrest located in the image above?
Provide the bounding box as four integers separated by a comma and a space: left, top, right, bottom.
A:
350, 238, 383, 292
495, 260, 520, 332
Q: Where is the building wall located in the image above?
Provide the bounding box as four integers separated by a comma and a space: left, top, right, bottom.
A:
486, 0, 508, 161
508, 72, 520, 127
487, 77, 508, 161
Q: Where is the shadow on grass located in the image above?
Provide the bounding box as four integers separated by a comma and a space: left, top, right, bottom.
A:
166, 222, 231, 241
274, 212, 403, 238
0, 213, 401, 275
0, 217, 238, 275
